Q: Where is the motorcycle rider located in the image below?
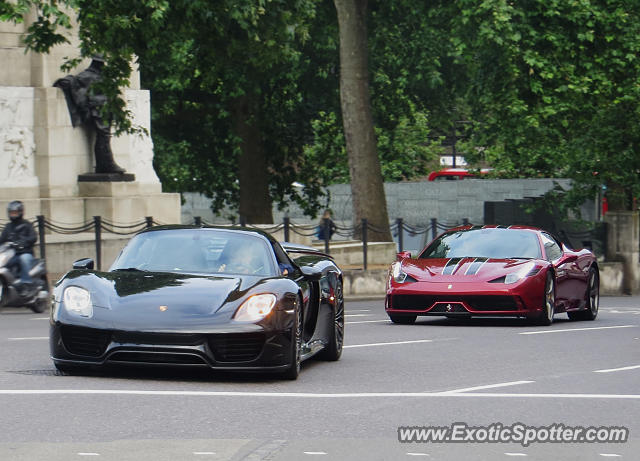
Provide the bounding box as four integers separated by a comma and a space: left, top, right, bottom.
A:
0, 201, 37, 295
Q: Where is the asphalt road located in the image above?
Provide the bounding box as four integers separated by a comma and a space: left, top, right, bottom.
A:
0, 296, 639, 460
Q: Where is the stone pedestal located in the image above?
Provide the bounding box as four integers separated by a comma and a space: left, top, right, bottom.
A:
604, 211, 640, 294
0, 12, 180, 227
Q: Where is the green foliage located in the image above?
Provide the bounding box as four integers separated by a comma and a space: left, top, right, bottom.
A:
6, 0, 640, 216
452, 0, 640, 210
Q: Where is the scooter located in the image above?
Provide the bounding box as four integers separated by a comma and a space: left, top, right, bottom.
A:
0, 243, 50, 313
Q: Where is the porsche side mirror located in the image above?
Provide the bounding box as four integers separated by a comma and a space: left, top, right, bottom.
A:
72, 258, 94, 270
300, 265, 322, 281
397, 251, 412, 261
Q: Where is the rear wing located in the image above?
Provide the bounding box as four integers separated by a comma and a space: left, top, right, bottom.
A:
280, 242, 333, 260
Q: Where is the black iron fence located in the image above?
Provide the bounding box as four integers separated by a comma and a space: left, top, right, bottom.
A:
0, 215, 607, 272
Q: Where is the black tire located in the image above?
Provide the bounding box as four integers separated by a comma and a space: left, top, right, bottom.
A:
533, 272, 555, 326
0, 280, 7, 307
568, 268, 599, 321
282, 298, 302, 380
318, 279, 344, 361
389, 314, 417, 325
54, 362, 84, 375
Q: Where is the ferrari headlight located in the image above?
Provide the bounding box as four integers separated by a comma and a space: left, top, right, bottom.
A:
234, 294, 277, 322
63, 286, 93, 317
504, 262, 538, 284
391, 262, 408, 283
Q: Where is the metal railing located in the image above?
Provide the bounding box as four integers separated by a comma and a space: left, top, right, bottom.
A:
1, 216, 607, 272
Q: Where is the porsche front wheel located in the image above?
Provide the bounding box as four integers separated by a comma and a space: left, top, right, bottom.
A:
318, 280, 344, 361
282, 299, 302, 380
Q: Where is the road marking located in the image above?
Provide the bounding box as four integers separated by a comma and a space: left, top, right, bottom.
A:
441, 380, 534, 394
344, 314, 370, 318
599, 455, 621, 458
407, 453, 430, 457
77, 454, 100, 457
520, 325, 637, 335
594, 364, 640, 374
347, 309, 371, 312
7, 336, 48, 341
303, 452, 327, 455
345, 319, 389, 324
30, 317, 49, 320
0, 389, 638, 399
504, 454, 527, 457
193, 452, 216, 456
343, 339, 432, 349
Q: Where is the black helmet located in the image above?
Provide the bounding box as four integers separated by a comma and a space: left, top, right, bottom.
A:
7, 200, 24, 222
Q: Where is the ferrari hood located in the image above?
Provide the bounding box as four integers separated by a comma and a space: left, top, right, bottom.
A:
401, 257, 541, 283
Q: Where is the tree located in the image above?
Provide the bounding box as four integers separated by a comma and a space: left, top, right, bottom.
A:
2, 0, 321, 224
451, 0, 640, 212
333, 0, 391, 241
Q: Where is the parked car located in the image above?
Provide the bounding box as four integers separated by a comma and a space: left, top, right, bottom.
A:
50, 226, 344, 379
427, 168, 492, 181
385, 225, 599, 325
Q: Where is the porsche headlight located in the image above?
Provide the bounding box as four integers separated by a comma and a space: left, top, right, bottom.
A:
391, 262, 408, 283
63, 286, 93, 318
234, 294, 277, 322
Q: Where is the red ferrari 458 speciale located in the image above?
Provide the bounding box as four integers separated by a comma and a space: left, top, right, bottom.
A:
385, 225, 599, 325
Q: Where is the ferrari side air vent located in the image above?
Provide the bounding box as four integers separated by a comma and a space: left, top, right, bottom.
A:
209, 333, 265, 362
60, 325, 111, 357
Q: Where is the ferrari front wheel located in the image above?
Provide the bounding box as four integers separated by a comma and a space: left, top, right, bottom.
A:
389, 314, 416, 325
534, 272, 555, 326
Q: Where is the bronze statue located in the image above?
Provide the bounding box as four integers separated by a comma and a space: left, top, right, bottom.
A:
54, 56, 125, 174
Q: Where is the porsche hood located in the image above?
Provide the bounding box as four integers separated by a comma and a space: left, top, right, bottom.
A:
55, 271, 263, 329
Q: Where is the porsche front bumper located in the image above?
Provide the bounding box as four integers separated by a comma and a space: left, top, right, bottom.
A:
50, 313, 296, 372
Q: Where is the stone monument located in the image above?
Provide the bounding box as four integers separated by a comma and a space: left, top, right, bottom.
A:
0, 10, 179, 226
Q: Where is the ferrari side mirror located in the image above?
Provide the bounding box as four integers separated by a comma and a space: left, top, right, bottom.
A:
397, 251, 411, 261
560, 254, 578, 264
72, 258, 94, 270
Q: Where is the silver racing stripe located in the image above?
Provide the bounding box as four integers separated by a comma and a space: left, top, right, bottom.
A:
443, 258, 463, 275
465, 257, 488, 275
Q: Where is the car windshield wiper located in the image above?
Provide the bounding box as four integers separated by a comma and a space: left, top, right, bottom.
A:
113, 267, 148, 272
505, 256, 534, 260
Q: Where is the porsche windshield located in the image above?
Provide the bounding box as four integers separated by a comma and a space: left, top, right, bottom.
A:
419, 228, 542, 260
111, 229, 277, 276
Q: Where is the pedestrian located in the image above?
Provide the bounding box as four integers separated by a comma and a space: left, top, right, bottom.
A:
316, 209, 337, 241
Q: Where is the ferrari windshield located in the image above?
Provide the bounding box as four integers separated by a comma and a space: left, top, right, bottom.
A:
111, 229, 277, 276
419, 228, 542, 260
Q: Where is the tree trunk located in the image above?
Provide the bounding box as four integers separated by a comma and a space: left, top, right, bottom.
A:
334, 0, 392, 242
232, 95, 274, 224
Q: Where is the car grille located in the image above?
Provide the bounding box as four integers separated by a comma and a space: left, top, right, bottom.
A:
107, 351, 208, 365
390, 295, 518, 312
208, 333, 265, 363
112, 332, 204, 346
60, 325, 111, 357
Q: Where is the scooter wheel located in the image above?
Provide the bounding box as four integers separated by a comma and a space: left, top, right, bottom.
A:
29, 296, 48, 313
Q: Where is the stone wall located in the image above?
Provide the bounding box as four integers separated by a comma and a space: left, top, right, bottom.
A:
182, 178, 574, 227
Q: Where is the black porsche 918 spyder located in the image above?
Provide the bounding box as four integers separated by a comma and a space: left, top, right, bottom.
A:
50, 226, 344, 379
